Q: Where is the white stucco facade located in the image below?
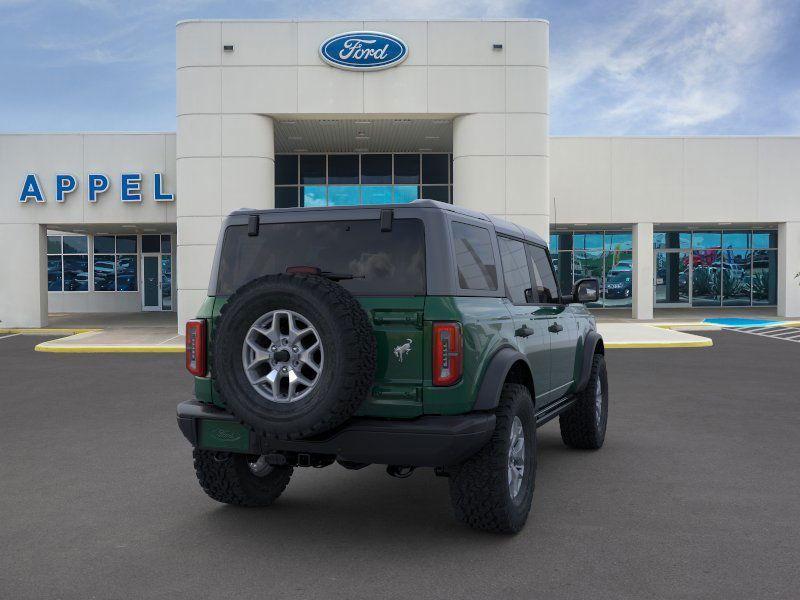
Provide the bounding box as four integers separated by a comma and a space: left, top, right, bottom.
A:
0, 19, 798, 329
175, 19, 551, 327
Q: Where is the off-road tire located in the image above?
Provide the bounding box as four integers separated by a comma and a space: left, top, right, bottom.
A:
448, 383, 536, 534
213, 273, 376, 440
193, 449, 293, 507
559, 353, 608, 450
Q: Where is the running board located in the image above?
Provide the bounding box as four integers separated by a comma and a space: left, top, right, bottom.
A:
535, 395, 577, 427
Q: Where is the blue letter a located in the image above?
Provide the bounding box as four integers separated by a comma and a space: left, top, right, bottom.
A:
19, 174, 45, 203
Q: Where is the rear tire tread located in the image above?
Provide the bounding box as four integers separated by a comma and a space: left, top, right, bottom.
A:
193, 449, 293, 507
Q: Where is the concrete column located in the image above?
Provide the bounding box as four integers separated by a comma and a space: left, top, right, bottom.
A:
632, 222, 654, 320
0, 224, 47, 327
778, 221, 800, 318
177, 114, 275, 330
452, 113, 549, 241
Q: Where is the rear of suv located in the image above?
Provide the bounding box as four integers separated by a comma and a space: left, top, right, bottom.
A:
178, 200, 608, 533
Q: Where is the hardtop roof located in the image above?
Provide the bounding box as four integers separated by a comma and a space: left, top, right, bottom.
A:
230, 199, 547, 246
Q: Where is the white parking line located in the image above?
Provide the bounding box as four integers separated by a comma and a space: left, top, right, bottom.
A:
0, 333, 21, 341
725, 326, 800, 343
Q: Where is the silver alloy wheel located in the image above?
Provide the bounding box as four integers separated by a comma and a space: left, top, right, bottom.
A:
242, 309, 324, 404
594, 378, 603, 424
247, 455, 274, 477
507, 416, 525, 499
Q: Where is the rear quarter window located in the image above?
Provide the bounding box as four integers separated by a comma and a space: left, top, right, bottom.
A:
216, 218, 426, 296
451, 222, 498, 291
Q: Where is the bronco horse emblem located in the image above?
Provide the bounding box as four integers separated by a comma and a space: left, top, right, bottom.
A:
393, 339, 413, 363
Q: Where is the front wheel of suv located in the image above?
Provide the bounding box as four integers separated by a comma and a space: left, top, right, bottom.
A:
448, 383, 537, 534
193, 449, 293, 506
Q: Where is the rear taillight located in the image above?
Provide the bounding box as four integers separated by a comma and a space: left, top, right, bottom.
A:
433, 322, 462, 386
186, 319, 207, 376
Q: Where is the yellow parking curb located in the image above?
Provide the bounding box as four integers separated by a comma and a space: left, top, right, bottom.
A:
34, 343, 183, 353
0, 328, 100, 335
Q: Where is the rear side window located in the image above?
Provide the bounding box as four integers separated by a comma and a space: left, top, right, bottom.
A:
498, 237, 533, 304
526, 244, 560, 304
451, 222, 498, 291
216, 219, 426, 296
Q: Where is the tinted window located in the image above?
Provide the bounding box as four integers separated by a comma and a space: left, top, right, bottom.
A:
217, 219, 426, 296
116, 235, 137, 253
422, 154, 448, 184
62, 235, 87, 254
275, 155, 298, 185
394, 154, 419, 184
328, 155, 358, 184
47, 235, 61, 254
141, 234, 160, 253
94, 255, 116, 291
63, 255, 89, 291
117, 256, 138, 291
94, 235, 115, 253
451, 222, 497, 291
47, 256, 62, 291
361, 154, 391, 184
300, 155, 325, 184
421, 185, 449, 203
498, 237, 533, 304
527, 244, 559, 303
275, 187, 298, 208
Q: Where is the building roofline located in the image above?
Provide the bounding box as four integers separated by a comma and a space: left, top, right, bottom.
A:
176, 18, 549, 26
0, 131, 175, 136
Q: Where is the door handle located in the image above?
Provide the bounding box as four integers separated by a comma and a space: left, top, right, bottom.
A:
515, 325, 535, 338
548, 322, 563, 333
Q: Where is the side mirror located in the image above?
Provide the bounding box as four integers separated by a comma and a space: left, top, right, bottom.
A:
572, 277, 600, 304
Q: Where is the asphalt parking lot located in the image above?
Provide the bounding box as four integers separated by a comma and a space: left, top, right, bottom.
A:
1, 332, 799, 599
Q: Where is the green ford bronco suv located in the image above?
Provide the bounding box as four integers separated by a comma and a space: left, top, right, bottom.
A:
178, 200, 608, 533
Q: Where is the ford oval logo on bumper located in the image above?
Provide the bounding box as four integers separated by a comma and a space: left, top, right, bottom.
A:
320, 31, 408, 71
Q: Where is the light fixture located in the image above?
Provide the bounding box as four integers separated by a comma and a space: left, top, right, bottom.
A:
355, 120, 372, 125
121, 225, 138, 229
293, 148, 308, 152
393, 119, 412, 125
354, 147, 368, 153
223, 44, 235, 52
492, 43, 503, 50
425, 135, 440, 140
419, 147, 433, 152
280, 120, 297, 125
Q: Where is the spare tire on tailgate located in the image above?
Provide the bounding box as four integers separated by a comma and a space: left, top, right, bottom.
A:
213, 273, 376, 440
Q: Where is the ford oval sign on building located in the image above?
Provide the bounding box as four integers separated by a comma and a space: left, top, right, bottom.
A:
319, 31, 408, 71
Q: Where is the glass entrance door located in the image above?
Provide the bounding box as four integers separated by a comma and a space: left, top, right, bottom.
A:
142, 255, 161, 311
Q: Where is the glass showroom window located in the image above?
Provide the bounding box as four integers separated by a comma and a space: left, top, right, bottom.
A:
549, 231, 632, 308
654, 229, 777, 307
274, 153, 453, 208
93, 235, 138, 292
47, 235, 89, 292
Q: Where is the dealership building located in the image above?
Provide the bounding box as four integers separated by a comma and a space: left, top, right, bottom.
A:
1, 18, 798, 329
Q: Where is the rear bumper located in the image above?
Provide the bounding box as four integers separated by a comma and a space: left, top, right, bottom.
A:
177, 400, 495, 467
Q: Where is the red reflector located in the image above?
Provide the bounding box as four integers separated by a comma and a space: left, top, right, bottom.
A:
186, 319, 207, 376
433, 322, 462, 386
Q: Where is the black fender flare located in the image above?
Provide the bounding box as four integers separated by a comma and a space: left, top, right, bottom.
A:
575, 331, 604, 392
472, 346, 533, 411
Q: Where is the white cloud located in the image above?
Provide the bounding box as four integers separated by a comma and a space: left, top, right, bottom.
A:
551, 0, 790, 133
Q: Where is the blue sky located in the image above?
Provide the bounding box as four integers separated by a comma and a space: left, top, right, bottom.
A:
1, 0, 798, 135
